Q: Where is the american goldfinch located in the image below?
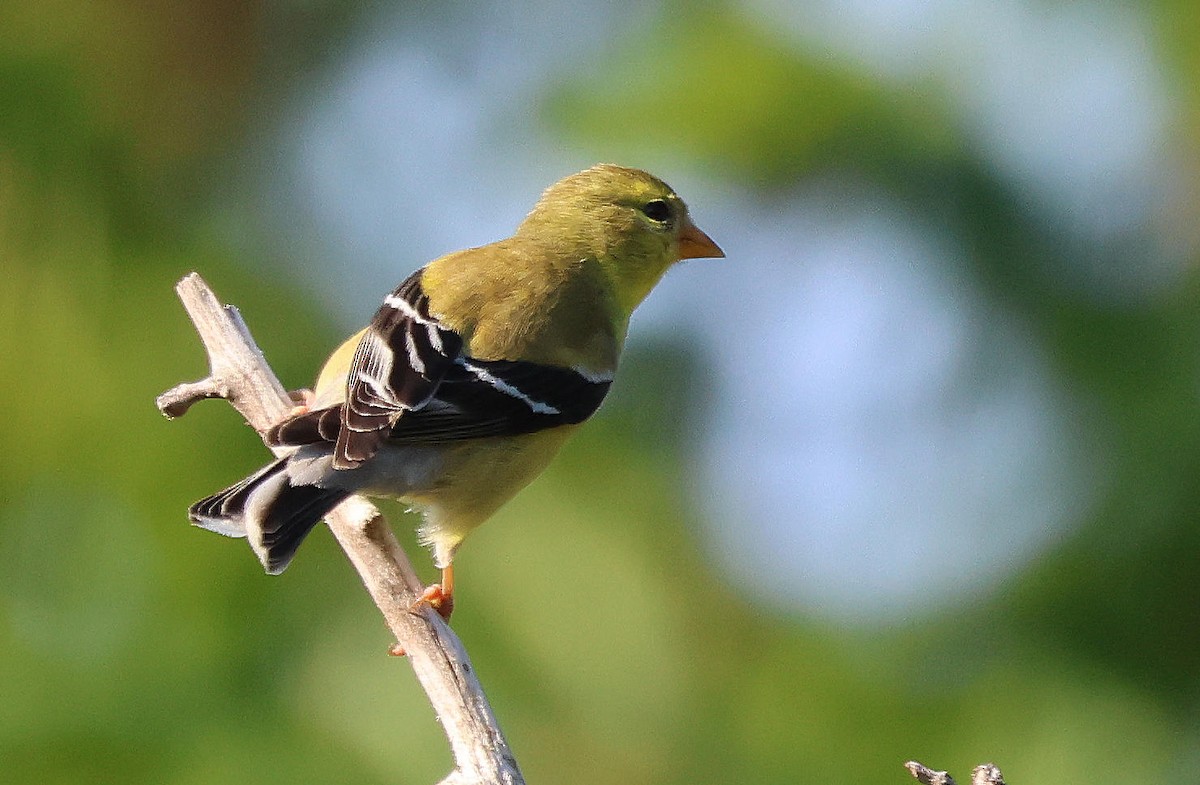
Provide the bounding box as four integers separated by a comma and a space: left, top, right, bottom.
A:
189, 164, 723, 616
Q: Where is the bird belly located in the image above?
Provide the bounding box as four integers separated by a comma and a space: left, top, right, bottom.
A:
283, 427, 578, 569
405, 426, 579, 568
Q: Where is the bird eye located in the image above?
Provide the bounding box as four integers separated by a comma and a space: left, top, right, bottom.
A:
641, 199, 671, 222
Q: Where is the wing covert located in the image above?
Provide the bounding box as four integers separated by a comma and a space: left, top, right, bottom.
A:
267, 270, 614, 458
334, 271, 463, 466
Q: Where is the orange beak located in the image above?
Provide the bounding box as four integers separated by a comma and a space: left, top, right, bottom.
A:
677, 217, 725, 260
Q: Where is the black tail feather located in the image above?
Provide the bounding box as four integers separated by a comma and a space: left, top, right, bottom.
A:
189, 457, 349, 574
255, 479, 349, 574
189, 459, 284, 536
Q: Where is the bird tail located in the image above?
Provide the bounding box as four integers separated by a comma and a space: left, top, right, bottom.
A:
188, 456, 349, 574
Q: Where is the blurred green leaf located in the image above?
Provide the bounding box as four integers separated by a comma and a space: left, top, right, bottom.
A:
3, 1, 1200, 783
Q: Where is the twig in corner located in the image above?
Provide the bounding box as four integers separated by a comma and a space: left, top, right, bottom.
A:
905, 761, 1006, 785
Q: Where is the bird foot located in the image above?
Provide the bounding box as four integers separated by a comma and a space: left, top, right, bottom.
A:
388, 583, 453, 658
411, 583, 454, 621
391, 571, 453, 656
283, 388, 315, 418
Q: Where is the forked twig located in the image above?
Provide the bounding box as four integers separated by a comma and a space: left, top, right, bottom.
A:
905, 760, 1006, 785
157, 273, 523, 785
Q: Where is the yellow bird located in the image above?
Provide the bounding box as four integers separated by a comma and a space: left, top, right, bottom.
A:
190, 164, 723, 617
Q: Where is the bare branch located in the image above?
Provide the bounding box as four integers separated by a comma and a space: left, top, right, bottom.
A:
971, 764, 1006, 785
906, 761, 1006, 785
906, 761, 957, 785
158, 273, 523, 785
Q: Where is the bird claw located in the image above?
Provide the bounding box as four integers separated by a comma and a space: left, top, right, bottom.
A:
393, 569, 454, 655
283, 388, 315, 418
411, 583, 454, 621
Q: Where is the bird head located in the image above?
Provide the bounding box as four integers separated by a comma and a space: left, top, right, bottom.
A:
517, 164, 724, 313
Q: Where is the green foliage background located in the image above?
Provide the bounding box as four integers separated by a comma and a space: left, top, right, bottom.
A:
2, 2, 1199, 783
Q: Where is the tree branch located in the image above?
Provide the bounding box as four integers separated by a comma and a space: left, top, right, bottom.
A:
905, 761, 1006, 785
157, 273, 523, 785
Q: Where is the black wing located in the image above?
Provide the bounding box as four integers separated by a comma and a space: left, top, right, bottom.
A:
384, 357, 612, 443
267, 271, 613, 460
333, 271, 463, 466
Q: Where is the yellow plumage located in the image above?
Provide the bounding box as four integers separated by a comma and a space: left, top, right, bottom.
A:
190, 164, 723, 615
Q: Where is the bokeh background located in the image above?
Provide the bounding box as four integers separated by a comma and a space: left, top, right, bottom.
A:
3, 1, 1200, 782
